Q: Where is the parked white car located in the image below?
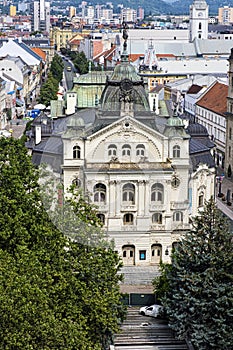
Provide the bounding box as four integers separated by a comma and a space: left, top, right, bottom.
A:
139, 304, 163, 318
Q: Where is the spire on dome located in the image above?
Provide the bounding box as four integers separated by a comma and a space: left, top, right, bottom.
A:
121, 19, 129, 62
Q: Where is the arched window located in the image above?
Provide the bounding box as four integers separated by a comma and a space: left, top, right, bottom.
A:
199, 22, 202, 30
122, 144, 131, 156
198, 192, 204, 207
151, 183, 164, 203
108, 144, 117, 156
152, 213, 162, 224
97, 213, 105, 225
73, 145, 81, 159
173, 145, 180, 158
122, 183, 135, 203
136, 144, 145, 156
123, 213, 134, 225
173, 211, 183, 222
93, 183, 106, 203
72, 178, 81, 187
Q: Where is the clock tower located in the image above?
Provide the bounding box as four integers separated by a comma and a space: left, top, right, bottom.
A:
189, 0, 209, 42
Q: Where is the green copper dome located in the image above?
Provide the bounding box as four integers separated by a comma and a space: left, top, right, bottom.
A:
110, 61, 142, 82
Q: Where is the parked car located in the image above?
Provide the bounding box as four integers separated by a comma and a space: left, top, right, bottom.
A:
66, 66, 72, 71
139, 304, 163, 318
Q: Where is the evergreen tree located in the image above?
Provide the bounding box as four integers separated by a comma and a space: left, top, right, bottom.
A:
0, 138, 125, 349
38, 72, 59, 106
50, 53, 64, 83
161, 198, 233, 349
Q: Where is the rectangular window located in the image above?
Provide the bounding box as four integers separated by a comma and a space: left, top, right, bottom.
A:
139, 250, 146, 260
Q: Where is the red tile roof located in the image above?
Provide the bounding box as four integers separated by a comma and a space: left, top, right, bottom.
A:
129, 54, 142, 62
196, 81, 228, 116
31, 47, 46, 61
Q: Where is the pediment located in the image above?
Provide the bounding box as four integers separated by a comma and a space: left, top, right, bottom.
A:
87, 115, 166, 142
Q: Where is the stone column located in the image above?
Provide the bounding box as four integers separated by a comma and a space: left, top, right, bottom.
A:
109, 180, 116, 216
144, 180, 150, 215
115, 180, 121, 216
138, 180, 145, 216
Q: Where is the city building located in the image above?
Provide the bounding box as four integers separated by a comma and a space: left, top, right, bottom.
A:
28, 37, 215, 267
195, 81, 228, 169
32, 0, 50, 33
121, 8, 137, 23
225, 49, 233, 180
189, 0, 209, 42
69, 6, 76, 19
9, 5, 16, 17
218, 6, 233, 25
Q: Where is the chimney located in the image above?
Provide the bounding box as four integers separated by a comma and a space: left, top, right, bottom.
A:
65, 92, 77, 115
35, 125, 41, 144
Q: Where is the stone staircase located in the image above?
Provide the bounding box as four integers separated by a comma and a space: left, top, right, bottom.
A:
113, 307, 190, 350
120, 265, 160, 286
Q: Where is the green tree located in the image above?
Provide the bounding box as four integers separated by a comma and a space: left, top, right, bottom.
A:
38, 72, 59, 106
153, 262, 172, 302
0, 138, 125, 349
73, 51, 90, 74
50, 53, 64, 82
160, 198, 233, 349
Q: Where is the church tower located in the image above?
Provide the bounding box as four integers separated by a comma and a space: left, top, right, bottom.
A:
225, 48, 233, 179
189, 0, 209, 42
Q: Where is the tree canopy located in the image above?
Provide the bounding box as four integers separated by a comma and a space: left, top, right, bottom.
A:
0, 137, 125, 349
154, 198, 233, 349
38, 54, 64, 106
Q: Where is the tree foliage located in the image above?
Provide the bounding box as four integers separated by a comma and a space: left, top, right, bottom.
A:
38, 53, 64, 106
38, 72, 59, 106
50, 53, 64, 83
0, 137, 125, 349
156, 198, 233, 349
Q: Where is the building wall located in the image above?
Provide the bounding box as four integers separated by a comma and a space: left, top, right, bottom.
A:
225, 52, 233, 178
195, 105, 226, 168
50, 27, 75, 51
218, 7, 233, 25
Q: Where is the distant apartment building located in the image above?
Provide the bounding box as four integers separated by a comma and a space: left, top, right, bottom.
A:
18, 2, 31, 14
32, 0, 50, 33
218, 6, 233, 25
121, 8, 137, 23
137, 6, 144, 21
69, 6, 76, 19
10, 5, 16, 17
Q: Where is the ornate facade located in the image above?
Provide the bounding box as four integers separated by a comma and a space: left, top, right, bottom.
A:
29, 44, 215, 267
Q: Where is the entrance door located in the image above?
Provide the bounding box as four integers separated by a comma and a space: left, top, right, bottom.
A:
151, 244, 162, 264
122, 245, 135, 266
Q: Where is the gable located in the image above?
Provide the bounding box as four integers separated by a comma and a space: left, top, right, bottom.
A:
86, 116, 166, 162
196, 81, 228, 116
